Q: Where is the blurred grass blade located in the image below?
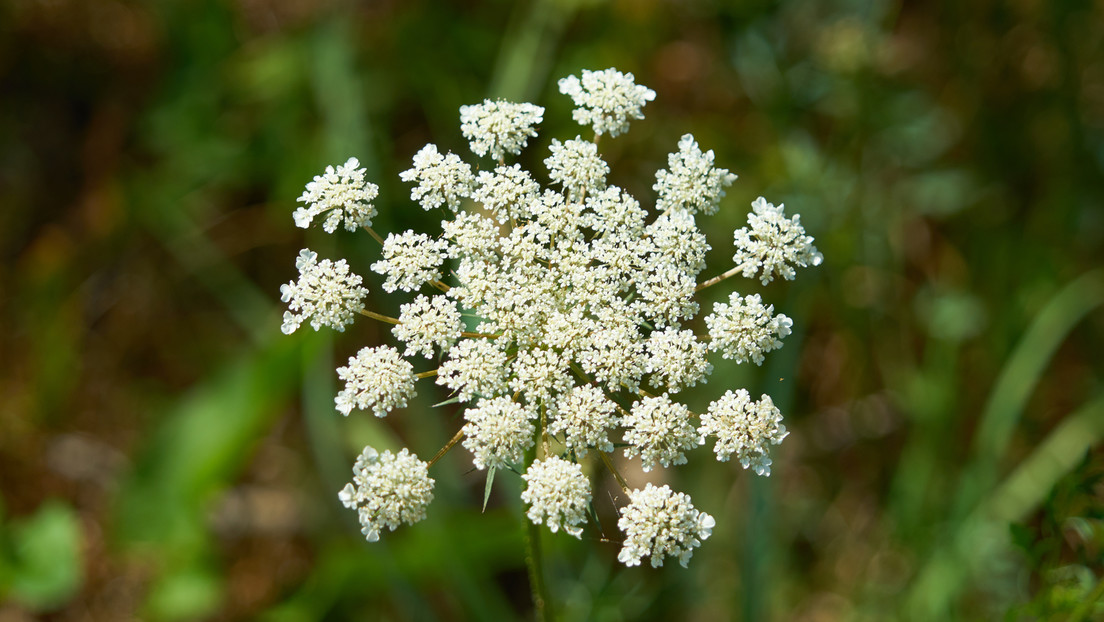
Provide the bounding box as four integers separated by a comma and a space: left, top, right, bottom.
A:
907, 267, 1104, 619
114, 337, 300, 552
488, 0, 580, 102
907, 394, 1104, 619
956, 268, 1104, 515
983, 394, 1104, 523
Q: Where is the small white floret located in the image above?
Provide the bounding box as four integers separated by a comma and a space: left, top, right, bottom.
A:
436, 338, 509, 402
644, 327, 712, 393
544, 138, 608, 201
338, 446, 434, 543
732, 197, 823, 284
653, 134, 736, 216
549, 385, 621, 456
280, 248, 368, 334
622, 394, 703, 471
399, 143, 474, 211
295, 157, 380, 232
460, 100, 544, 160
461, 396, 536, 470
393, 294, 463, 358
521, 456, 590, 538
371, 230, 449, 293
472, 164, 540, 223
617, 484, 714, 568
558, 68, 656, 138
699, 389, 788, 475
705, 292, 792, 365
335, 345, 417, 417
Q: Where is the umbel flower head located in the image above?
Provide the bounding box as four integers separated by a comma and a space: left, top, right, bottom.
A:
400, 144, 474, 211
558, 68, 656, 138
371, 230, 448, 293
654, 134, 737, 216
617, 483, 715, 568
705, 293, 792, 365
281, 68, 822, 567
295, 157, 379, 232
700, 389, 788, 475
521, 456, 591, 538
335, 345, 416, 417
280, 249, 367, 334
733, 197, 823, 284
460, 99, 544, 160
338, 446, 434, 542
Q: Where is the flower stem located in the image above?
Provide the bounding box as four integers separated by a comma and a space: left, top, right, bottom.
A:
540, 403, 550, 457
524, 513, 553, 622
358, 308, 400, 324
524, 416, 553, 622
599, 451, 630, 494
362, 225, 385, 244
460, 331, 500, 339
696, 265, 745, 292
427, 427, 464, 468
415, 369, 438, 379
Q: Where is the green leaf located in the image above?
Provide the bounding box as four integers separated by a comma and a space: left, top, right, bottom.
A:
145, 565, 222, 622
432, 395, 463, 408
6, 501, 83, 612
483, 466, 496, 512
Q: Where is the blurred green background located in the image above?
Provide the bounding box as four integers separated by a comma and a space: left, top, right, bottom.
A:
2, 0, 1103, 620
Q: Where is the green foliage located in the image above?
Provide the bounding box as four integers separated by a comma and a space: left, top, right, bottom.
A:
0, 501, 83, 612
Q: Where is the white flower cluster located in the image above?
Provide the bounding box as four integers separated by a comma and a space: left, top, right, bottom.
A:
393, 294, 462, 358
549, 385, 619, 456
371, 230, 448, 293
733, 197, 823, 284
617, 483, 715, 568
335, 346, 416, 417
622, 394, 702, 472
545, 138, 609, 201
706, 293, 792, 365
462, 396, 535, 470
700, 389, 788, 476
280, 249, 368, 334
283, 68, 822, 568
436, 339, 509, 402
460, 100, 544, 161
654, 134, 737, 216
521, 456, 590, 538
558, 68, 656, 138
338, 446, 434, 542
400, 144, 474, 211
294, 157, 379, 232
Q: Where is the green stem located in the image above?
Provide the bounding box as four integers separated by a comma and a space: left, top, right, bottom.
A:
461, 331, 500, 339
696, 264, 745, 292
362, 225, 385, 244
427, 427, 464, 468
524, 514, 553, 622
358, 308, 400, 324
598, 451, 630, 493
523, 414, 553, 621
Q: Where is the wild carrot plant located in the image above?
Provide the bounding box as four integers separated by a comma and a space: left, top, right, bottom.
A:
281, 68, 821, 572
